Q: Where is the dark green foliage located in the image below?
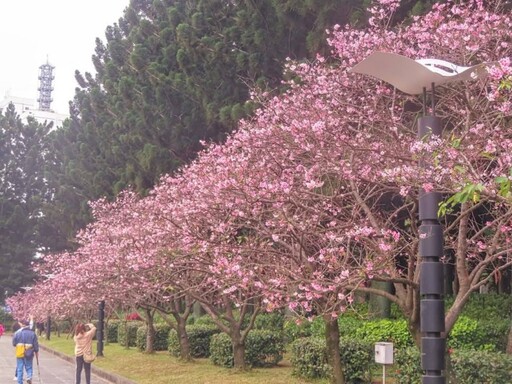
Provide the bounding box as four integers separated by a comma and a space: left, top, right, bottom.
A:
450, 350, 512, 384
253, 312, 285, 331
290, 337, 331, 379
168, 324, 220, 358
167, 331, 180, 357
188, 314, 218, 327
391, 344, 512, 384
0, 307, 13, 328
0, 105, 53, 302
339, 337, 374, 383
290, 336, 373, 382
136, 323, 171, 351
477, 319, 509, 352
106, 321, 119, 343
394, 340, 512, 384
284, 312, 368, 342
209, 330, 285, 368
446, 293, 512, 321
448, 316, 509, 352
209, 333, 234, 368
394, 347, 421, 384
117, 321, 139, 347
354, 319, 414, 349
37, 0, 437, 252
244, 330, 285, 367
283, 316, 326, 343
338, 315, 367, 337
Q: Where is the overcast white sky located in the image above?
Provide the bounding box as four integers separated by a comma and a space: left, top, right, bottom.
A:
0, 0, 129, 114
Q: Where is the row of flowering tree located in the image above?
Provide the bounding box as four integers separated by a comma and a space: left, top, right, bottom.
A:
8, 0, 512, 382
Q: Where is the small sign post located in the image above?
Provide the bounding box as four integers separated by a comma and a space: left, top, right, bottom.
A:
375, 342, 394, 384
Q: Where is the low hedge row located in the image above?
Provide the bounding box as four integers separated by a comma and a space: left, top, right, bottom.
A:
210, 330, 285, 368
168, 324, 220, 358
291, 336, 512, 383
102, 308, 510, 382
394, 346, 512, 384
136, 324, 172, 351
115, 318, 284, 369
290, 336, 374, 382
285, 315, 508, 353
117, 321, 139, 347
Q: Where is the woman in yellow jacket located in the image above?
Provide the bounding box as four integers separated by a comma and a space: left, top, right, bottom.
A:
73, 323, 96, 384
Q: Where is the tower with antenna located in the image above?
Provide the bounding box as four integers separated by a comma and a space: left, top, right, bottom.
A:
37, 59, 55, 111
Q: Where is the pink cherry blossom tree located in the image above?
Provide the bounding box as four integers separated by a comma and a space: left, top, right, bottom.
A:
8, 1, 512, 381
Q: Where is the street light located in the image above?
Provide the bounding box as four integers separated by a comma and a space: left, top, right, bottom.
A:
97, 300, 105, 357
351, 51, 487, 384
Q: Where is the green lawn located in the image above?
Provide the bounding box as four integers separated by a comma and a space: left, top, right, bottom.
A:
39, 335, 330, 384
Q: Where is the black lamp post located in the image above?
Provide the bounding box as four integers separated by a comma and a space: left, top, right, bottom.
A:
351, 52, 487, 384
46, 315, 51, 340
97, 300, 105, 357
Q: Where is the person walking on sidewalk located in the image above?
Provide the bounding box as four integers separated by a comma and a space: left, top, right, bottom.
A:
74, 322, 96, 384
12, 320, 20, 381
12, 319, 39, 384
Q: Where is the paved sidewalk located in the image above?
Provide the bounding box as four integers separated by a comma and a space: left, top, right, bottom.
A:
0, 333, 129, 384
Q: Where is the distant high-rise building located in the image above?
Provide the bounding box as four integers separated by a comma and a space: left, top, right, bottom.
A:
0, 60, 67, 128
37, 61, 55, 111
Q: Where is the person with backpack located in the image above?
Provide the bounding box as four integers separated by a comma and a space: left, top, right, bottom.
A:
12, 318, 39, 384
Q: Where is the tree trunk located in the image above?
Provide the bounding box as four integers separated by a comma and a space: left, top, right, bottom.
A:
123, 320, 129, 349
369, 281, 392, 318
144, 308, 155, 353
231, 330, 246, 370
408, 318, 422, 348
444, 250, 455, 296
324, 315, 345, 384
176, 316, 192, 361
192, 301, 205, 320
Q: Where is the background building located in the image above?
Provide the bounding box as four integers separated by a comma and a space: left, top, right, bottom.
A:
0, 61, 68, 128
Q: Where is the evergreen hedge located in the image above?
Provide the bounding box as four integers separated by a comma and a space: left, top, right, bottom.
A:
168, 324, 220, 358
209, 330, 285, 368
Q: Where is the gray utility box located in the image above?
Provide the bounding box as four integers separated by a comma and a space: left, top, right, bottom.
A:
375, 342, 394, 365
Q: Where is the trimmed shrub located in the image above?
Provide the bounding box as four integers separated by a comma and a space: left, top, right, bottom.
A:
477, 319, 509, 352
168, 324, 220, 358
106, 321, 119, 343
136, 323, 171, 351
450, 350, 512, 383
253, 312, 285, 332
56, 319, 73, 335
290, 337, 331, 379
393, 346, 512, 384
118, 321, 139, 347
209, 330, 285, 368
448, 316, 508, 352
447, 316, 510, 352
192, 315, 220, 327
446, 293, 512, 321
290, 336, 373, 382
209, 333, 233, 368
448, 316, 486, 351
354, 319, 413, 349
244, 330, 285, 367
339, 337, 374, 383
283, 316, 325, 343
394, 346, 421, 384
338, 316, 366, 337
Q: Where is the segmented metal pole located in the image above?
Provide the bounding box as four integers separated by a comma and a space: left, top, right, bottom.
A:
418, 84, 445, 384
